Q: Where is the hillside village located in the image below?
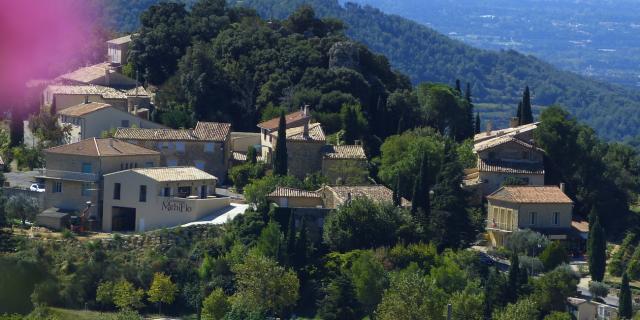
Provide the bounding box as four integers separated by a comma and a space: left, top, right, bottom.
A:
1, 1, 640, 320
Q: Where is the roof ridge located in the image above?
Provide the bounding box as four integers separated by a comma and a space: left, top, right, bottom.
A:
94, 138, 100, 156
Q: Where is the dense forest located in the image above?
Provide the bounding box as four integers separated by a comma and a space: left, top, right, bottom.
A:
3, 0, 640, 319
219, 0, 640, 141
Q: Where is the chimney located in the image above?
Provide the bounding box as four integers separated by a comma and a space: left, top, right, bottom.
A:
510, 117, 519, 128
84, 95, 89, 104
559, 183, 566, 193
104, 68, 110, 86
485, 120, 493, 134
303, 104, 309, 116
303, 122, 309, 138
127, 100, 134, 113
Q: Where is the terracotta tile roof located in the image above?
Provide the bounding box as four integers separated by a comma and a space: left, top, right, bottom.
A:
107, 35, 132, 45
114, 121, 231, 142
268, 186, 321, 198
257, 110, 311, 131
478, 158, 545, 175
119, 166, 217, 182
45, 138, 159, 157
571, 220, 589, 233
323, 145, 367, 159
193, 122, 232, 141
272, 123, 325, 142
124, 86, 149, 97
57, 102, 112, 117
474, 135, 543, 153
326, 185, 411, 207
487, 186, 573, 204
474, 122, 539, 142
56, 63, 112, 84
47, 84, 128, 99
231, 151, 263, 162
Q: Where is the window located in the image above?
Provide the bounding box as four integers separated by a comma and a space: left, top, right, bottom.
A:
121, 120, 130, 128
52, 181, 62, 193
167, 159, 178, 167
204, 143, 214, 153
139, 185, 147, 202
529, 212, 537, 226
194, 160, 205, 170
145, 161, 154, 168
178, 186, 191, 198
163, 187, 171, 197
113, 183, 121, 199
81, 162, 92, 173
553, 212, 559, 225
81, 183, 92, 196
176, 142, 185, 152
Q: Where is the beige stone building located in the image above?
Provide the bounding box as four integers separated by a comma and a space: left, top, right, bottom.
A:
102, 167, 230, 232
465, 122, 545, 197
266, 121, 327, 179
114, 122, 232, 182
267, 187, 324, 208
257, 108, 312, 162
567, 297, 619, 320
37, 138, 160, 220
267, 184, 410, 210
106, 35, 132, 66
486, 185, 573, 247
321, 145, 368, 185
55, 62, 137, 88
58, 102, 164, 143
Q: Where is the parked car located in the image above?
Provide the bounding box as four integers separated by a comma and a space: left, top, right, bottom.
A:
30, 183, 45, 192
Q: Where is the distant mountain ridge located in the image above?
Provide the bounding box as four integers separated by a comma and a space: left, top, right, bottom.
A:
103, 0, 640, 140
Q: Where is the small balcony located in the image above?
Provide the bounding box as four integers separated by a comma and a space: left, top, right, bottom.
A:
486, 220, 516, 233
36, 169, 99, 182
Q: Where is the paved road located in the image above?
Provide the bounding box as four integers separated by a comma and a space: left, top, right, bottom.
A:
576, 273, 620, 307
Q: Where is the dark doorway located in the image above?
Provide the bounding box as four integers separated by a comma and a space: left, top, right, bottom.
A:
112, 207, 136, 231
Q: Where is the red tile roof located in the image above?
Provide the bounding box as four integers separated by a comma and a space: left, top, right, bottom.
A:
257, 110, 311, 131
487, 186, 573, 204
45, 138, 159, 157
268, 186, 321, 198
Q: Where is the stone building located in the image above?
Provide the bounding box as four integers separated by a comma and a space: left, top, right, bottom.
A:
114, 122, 232, 182
257, 107, 313, 163
321, 144, 368, 185
58, 101, 164, 143
486, 185, 573, 247
36, 138, 160, 220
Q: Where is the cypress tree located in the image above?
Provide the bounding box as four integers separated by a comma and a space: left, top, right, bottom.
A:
411, 151, 430, 218
516, 101, 523, 124
295, 217, 308, 268
341, 104, 359, 144
619, 272, 633, 319
507, 254, 520, 302
392, 174, 401, 206
455, 79, 461, 94
247, 146, 257, 164
285, 211, 296, 266
520, 86, 533, 124
465, 82, 472, 103
273, 111, 288, 175
9, 108, 24, 147
475, 112, 481, 134
588, 215, 607, 282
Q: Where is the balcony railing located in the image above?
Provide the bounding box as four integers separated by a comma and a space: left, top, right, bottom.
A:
486, 220, 516, 232
36, 169, 99, 182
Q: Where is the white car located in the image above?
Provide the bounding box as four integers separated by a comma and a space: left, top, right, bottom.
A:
29, 183, 45, 192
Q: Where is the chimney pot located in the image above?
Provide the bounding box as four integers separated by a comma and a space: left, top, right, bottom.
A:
510, 117, 520, 128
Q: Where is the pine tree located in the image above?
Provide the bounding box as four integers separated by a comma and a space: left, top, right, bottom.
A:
588, 215, 607, 282
285, 212, 296, 266
507, 254, 520, 302
520, 86, 533, 124
475, 112, 481, 134
619, 272, 633, 319
273, 111, 288, 175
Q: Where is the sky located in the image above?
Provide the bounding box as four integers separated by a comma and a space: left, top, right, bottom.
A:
0, 0, 98, 110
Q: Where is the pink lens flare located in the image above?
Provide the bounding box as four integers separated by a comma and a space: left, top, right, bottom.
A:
0, 0, 100, 110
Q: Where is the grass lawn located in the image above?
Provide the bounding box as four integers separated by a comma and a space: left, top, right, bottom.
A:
49, 308, 114, 320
